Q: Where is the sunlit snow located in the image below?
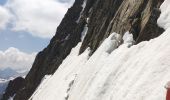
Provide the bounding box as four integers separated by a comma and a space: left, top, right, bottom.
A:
29, 0, 170, 100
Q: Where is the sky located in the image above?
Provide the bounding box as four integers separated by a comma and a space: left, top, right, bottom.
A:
0, 0, 75, 71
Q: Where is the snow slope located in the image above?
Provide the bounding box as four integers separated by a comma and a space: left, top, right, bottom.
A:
30, 0, 170, 100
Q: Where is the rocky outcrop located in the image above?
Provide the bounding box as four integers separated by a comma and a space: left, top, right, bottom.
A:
5, 0, 164, 100
13, 0, 94, 100
1, 77, 25, 100
106, 0, 164, 43
79, 0, 164, 54
79, 0, 124, 54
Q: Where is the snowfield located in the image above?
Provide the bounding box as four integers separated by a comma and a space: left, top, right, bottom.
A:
29, 0, 170, 100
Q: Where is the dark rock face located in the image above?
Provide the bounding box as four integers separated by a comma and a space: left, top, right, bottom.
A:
79, 0, 124, 54
105, 0, 164, 43
13, 0, 93, 100
1, 77, 25, 100
6, 0, 164, 100
79, 0, 164, 54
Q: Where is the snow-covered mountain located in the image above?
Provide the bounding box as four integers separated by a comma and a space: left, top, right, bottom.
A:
4, 0, 170, 100
29, 0, 170, 100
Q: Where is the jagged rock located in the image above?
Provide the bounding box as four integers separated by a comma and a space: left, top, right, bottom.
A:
106, 0, 164, 43
79, 0, 164, 54
13, 0, 93, 100
79, 0, 124, 54
1, 77, 25, 100
9, 0, 165, 100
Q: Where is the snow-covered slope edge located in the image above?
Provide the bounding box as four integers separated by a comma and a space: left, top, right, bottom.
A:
30, 0, 170, 100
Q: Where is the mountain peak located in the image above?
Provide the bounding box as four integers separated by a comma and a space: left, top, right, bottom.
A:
3, 0, 170, 100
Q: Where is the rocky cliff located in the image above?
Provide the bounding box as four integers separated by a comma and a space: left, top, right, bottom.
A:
79, 0, 164, 54
1, 77, 25, 100
2, 0, 164, 100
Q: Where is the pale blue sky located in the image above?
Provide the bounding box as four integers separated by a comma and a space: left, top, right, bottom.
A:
0, 0, 50, 53
0, 28, 50, 53
0, 0, 6, 5
0, 0, 74, 70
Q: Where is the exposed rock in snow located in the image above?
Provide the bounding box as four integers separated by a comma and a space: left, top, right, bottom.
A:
31, 29, 170, 100
29, 0, 170, 100
79, 0, 164, 54
12, 0, 89, 99
29, 43, 90, 100
11, 0, 167, 100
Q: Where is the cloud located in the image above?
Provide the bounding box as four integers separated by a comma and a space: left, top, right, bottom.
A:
5, 0, 75, 38
0, 47, 37, 71
0, 5, 11, 30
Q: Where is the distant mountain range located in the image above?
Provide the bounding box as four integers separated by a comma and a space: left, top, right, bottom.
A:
0, 68, 28, 79
0, 68, 28, 99
0, 79, 8, 99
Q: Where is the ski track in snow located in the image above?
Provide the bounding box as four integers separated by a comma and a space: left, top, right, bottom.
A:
29, 0, 170, 100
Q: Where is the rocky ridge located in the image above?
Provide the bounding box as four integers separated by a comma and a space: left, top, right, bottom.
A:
1, 77, 25, 100
2, 0, 164, 100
